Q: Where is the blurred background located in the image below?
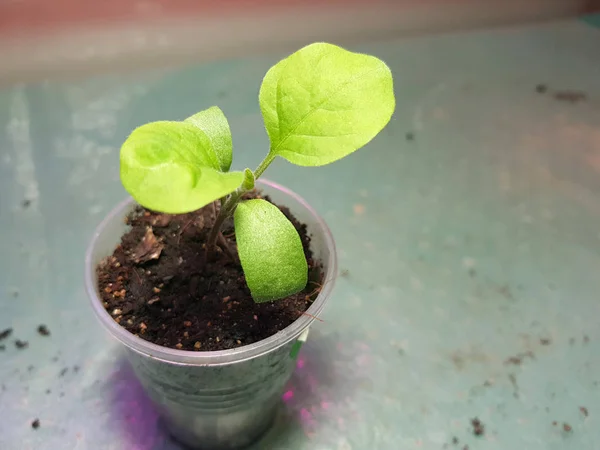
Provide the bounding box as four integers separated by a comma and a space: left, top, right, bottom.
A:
0, 0, 598, 85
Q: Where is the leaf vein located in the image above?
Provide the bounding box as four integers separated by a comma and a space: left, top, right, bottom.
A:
272, 66, 382, 152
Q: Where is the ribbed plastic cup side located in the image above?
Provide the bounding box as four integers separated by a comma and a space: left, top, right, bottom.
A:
85, 179, 337, 449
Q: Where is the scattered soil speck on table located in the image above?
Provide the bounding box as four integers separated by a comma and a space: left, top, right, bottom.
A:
31, 419, 40, 429
15, 340, 28, 349
509, 373, 519, 398
471, 418, 485, 436
37, 325, 50, 336
0, 328, 13, 341
563, 423, 572, 432
553, 90, 587, 103
580, 407, 588, 417
497, 284, 515, 300
504, 351, 535, 366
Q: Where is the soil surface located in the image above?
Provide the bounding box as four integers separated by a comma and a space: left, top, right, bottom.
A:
97, 190, 323, 351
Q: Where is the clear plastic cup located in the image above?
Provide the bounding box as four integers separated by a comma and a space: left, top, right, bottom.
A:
84, 179, 337, 449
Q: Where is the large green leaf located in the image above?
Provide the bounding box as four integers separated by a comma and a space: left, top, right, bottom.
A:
259, 42, 395, 166
120, 121, 243, 214
185, 106, 233, 172
234, 199, 308, 302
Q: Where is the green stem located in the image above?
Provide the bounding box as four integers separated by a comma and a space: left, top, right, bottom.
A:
206, 152, 276, 254
205, 189, 245, 251
253, 153, 276, 179
206, 205, 230, 251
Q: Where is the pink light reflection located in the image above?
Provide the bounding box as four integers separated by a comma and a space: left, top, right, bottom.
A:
300, 407, 313, 422
358, 342, 370, 351
282, 390, 294, 402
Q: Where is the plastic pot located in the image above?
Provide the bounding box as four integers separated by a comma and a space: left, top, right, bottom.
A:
84, 179, 337, 449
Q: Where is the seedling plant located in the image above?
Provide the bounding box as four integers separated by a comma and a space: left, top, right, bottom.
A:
120, 43, 395, 303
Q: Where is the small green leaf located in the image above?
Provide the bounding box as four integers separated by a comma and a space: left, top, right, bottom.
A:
234, 199, 308, 302
120, 121, 243, 213
242, 168, 255, 191
259, 42, 395, 166
185, 106, 233, 172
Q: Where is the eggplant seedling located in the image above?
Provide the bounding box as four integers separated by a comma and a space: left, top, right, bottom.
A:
119, 42, 395, 302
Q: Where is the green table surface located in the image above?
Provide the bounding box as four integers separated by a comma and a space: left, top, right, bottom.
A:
1, 16, 600, 450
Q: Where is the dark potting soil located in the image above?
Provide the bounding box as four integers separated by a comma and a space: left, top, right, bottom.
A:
97, 190, 323, 352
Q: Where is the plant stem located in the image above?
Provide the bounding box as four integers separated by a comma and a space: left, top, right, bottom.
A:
217, 231, 236, 261
206, 151, 276, 256
205, 189, 245, 252
253, 153, 275, 179
206, 203, 230, 251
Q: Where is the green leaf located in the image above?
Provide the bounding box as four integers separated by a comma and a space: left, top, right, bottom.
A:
259, 42, 395, 166
184, 106, 233, 172
120, 121, 243, 214
242, 168, 255, 191
234, 199, 308, 302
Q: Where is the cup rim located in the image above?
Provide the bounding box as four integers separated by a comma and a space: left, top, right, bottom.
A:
84, 179, 337, 366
